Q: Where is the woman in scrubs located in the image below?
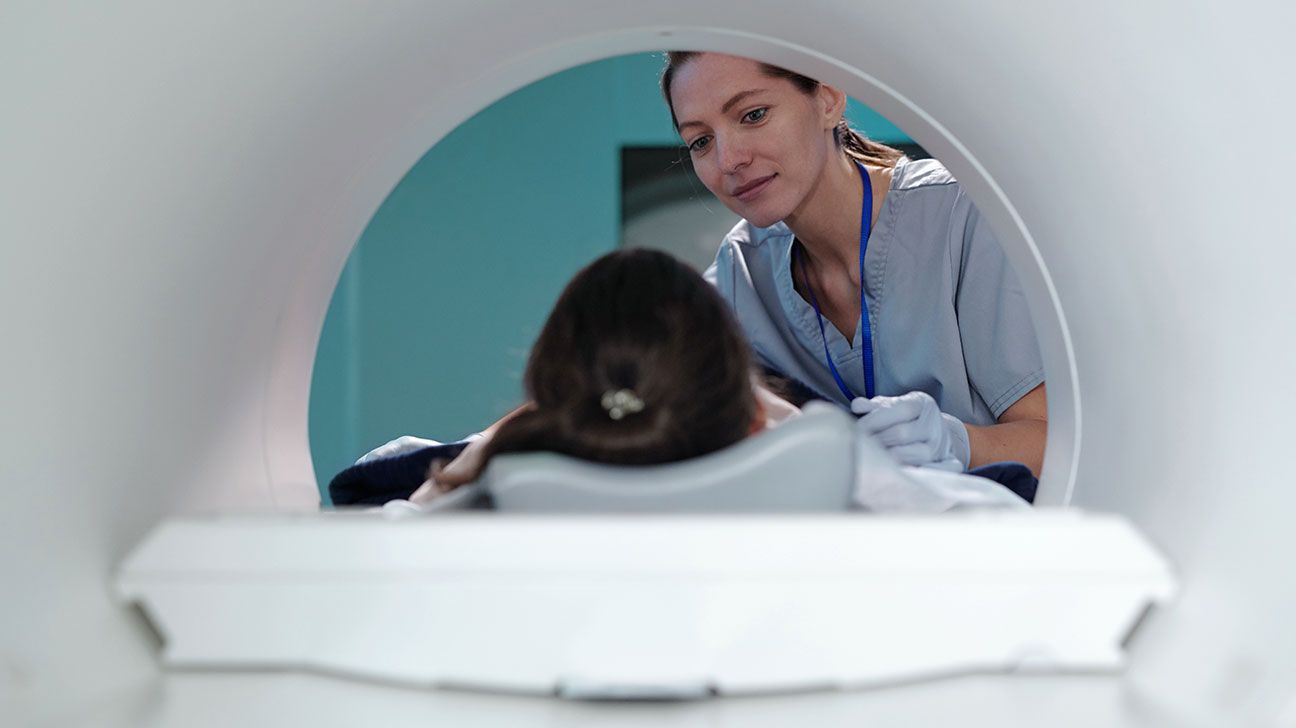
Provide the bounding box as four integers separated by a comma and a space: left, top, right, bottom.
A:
662, 52, 1047, 474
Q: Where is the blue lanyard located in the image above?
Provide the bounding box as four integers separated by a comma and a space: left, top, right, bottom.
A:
794, 161, 875, 402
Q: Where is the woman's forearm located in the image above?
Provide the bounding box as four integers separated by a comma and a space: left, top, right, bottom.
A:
965, 418, 1047, 476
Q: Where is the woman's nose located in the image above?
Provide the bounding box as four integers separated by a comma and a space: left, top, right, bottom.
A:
716, 135, 751, 174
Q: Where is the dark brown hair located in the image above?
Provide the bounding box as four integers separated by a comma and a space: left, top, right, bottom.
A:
661, 51, 904, 168
479, 248, 758, 471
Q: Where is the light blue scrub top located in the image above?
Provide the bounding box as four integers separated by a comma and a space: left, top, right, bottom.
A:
704, 157, 1044, 427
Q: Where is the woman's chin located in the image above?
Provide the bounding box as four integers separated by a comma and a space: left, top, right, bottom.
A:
719, 190, 790, 229
741, 207, 787, 229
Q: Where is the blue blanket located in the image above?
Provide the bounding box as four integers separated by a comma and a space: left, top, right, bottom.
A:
329, 440, 472, 506
328, 442, 1037, 507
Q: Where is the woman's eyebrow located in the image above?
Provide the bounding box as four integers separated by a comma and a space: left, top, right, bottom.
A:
721, 88, 766, 114
677, 88, 768, 131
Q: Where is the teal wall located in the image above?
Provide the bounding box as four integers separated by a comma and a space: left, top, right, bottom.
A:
309, 53, 911, 502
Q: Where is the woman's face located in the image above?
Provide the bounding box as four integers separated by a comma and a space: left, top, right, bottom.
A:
669, 54, 842, 228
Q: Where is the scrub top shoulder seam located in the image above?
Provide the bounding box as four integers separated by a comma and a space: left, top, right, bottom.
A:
986, 368, 1046, 419
889, 156, 960, 192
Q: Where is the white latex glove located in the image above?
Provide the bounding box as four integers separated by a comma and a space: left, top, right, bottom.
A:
850, 391, 970, 472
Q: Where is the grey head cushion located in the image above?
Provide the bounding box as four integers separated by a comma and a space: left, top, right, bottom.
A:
476, 403, 857, 513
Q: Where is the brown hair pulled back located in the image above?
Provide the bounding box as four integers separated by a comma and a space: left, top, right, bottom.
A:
661, 51, 904, 168
480, 248, 758, 470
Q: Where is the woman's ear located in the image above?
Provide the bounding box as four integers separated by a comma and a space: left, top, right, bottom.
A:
817, 83, 849, 131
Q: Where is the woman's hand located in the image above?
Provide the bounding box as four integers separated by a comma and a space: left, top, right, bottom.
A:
406, 433, 493, 504
405, 402, 538, 505
851, 391, 970, 471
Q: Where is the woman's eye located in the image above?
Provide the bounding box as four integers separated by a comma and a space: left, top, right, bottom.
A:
688, 136, 711, 153
742, 107, 768, 123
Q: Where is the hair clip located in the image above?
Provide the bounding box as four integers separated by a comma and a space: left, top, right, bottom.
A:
600, 388, 645, 420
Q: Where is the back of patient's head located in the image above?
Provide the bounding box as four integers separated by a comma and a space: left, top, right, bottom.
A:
486, 248, 757, 467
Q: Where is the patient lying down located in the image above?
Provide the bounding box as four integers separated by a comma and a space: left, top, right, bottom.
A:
370, 249, 1027, 511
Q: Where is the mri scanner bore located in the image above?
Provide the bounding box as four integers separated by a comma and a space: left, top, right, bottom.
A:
17, 3, 1296, 720
315, 52, 1046, 511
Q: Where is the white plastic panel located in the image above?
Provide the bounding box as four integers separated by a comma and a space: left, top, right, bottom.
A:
119, 512, 1173, 696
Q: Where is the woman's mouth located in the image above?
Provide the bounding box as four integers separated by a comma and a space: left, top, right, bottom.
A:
732, 174, 775, 202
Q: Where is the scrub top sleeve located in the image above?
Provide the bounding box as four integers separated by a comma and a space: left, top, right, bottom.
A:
704, 240, 782, 375
954, 195, 1046, 420
704, 241, 745, 341
703, 241, 734, 300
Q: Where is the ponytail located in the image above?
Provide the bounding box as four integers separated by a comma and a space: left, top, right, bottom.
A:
836, 120, 904, 167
